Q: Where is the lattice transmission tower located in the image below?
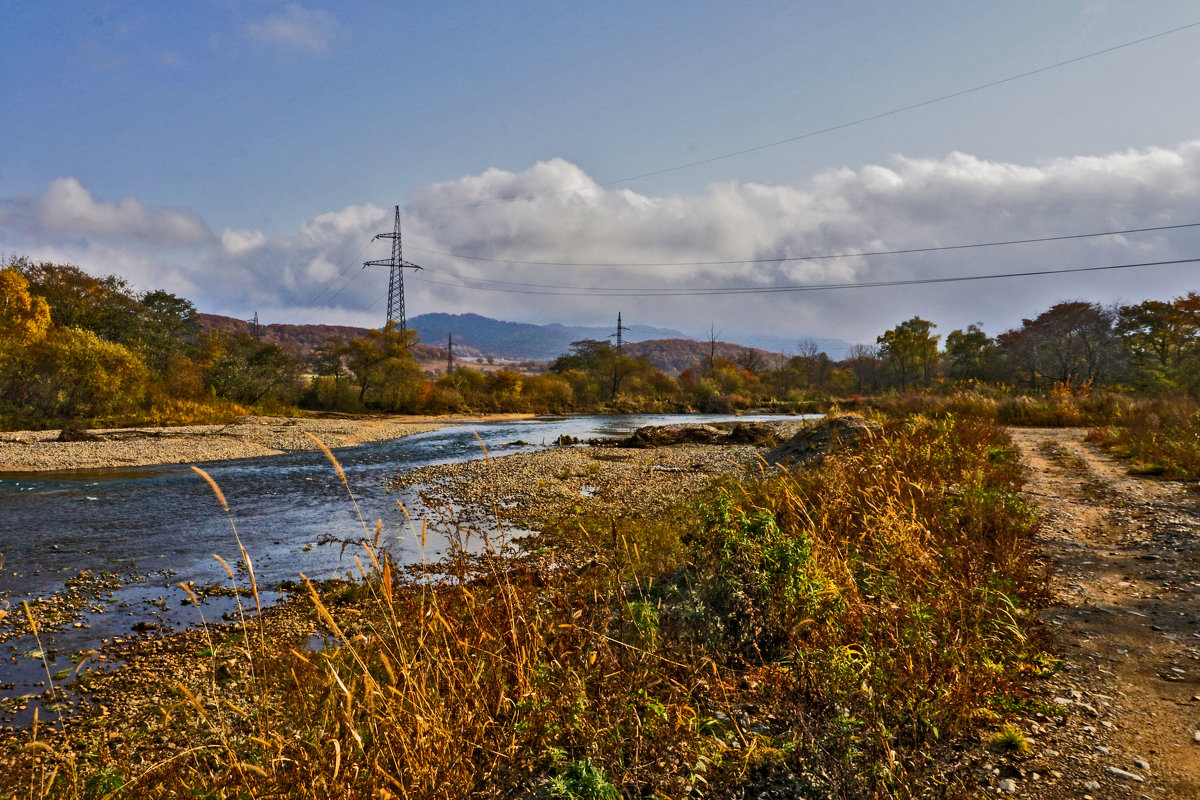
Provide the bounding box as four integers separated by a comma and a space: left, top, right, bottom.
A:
363, 205, 423, 331
611, 312, 628, 355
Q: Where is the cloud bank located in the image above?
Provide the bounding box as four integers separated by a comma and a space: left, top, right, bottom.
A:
3, 142, 1200, 345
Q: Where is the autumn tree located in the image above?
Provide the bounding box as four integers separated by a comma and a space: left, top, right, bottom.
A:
1116, 293, 1200, 392
877, 317, 940, 388
552, 339, 671, 404
997, 301, 1122, 389
0, 266, 51, 346
845, 343, 880, 393
341, 324, 423, 411
944, 323, 995, 382
3, 327, 147, 419
202, 331, 300, 406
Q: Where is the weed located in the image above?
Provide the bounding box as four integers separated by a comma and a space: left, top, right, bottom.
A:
1088, 397, 1200, 479
0, 415, 1051, 799
988, 724, 1031, 755
541, 759, 619, 800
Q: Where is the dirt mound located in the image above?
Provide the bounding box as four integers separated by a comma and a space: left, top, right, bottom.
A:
619, 421, 779, 448
763, 414, 880, 465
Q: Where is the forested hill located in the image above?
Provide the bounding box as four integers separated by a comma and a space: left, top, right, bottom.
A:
198, 312, 688, 362
410, 313, 685, 361
197, 312, 796, 372
623, 339, 785, 376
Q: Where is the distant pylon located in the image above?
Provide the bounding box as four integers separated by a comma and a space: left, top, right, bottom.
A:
249, 311, 261, 340
446, 332, 454, 375
364, 206, 423, 332
611, 312, 628, 355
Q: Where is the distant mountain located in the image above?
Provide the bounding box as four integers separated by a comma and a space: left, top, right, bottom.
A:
624, 339, 785, 376
198, 312, 823, 370
409, 313, 685, 361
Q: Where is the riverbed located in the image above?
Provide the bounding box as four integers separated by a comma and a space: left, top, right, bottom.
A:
0, 413, 809, 727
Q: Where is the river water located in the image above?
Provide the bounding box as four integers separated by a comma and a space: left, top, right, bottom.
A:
0, 413, 802, 724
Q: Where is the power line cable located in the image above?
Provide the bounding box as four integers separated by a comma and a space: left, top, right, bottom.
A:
408, 221, 1200, 269
407, 19, 1200, 213
414, 256, 1200, 297
290, 236, 378, 325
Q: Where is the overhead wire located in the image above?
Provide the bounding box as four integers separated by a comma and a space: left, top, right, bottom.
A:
254, 18, 1200, 323
290, 235, 379, 326
413, 256, 1200, 297
406, 19, 1200, 213
407, 221, 1200, 269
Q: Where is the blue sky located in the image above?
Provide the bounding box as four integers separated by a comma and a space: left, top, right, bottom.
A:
3, 1, 1200, 347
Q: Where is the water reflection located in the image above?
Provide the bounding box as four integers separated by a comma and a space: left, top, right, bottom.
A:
0, 413, 807, 724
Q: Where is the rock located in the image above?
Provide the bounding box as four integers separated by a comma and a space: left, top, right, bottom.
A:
763, 414, 882, 466
998, 778, 1017, 793
1083, 780, 1101, 790
1106, 766, 1144, 782
1133, 760, 1149, 771
723, 422, 777, 445
620, 423, 727, 448
56, 426, 100, 442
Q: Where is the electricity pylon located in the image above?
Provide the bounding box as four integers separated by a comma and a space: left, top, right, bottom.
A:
364, 205, 423, 332
610, 312, 628, 355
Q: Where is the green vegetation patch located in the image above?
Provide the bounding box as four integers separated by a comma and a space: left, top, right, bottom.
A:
0, 412, 1052, 799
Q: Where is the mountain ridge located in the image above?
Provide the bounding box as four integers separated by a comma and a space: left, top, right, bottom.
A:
196, 312, 848, 372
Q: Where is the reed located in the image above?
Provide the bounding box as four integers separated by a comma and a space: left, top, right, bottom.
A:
3, 413, 1049, 799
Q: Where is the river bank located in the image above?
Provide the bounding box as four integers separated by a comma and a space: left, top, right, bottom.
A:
0, 413, 535, 472
0, 413, 1055, 798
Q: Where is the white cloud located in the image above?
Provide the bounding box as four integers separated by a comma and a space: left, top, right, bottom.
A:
4, 143, 1200, 343
221, 227, 266, 255
12, 177, 213, 246
397, 145, 1200, 341
245, 4, 340, 55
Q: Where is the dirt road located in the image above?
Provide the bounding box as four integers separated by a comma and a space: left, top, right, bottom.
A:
1005, 428, 1200, 799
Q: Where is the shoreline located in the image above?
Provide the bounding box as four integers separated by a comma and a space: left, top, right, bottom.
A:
0, 412, 535, 473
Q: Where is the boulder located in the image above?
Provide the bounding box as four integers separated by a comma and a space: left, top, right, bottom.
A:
620, 423, 728, 448
723, 422, 778, 445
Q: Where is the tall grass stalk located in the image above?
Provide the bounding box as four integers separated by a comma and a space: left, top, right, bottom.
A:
6, 413, 1049, 799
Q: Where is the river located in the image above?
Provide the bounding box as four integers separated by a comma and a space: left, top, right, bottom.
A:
0, 413, 803, 725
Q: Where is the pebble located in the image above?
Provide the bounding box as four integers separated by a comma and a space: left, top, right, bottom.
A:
0, 416, 450, 472
998, 778, 1017, 794
1106, 766, 1144, 783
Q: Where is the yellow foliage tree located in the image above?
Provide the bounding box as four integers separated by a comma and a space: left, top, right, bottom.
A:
0, 267, 51, 345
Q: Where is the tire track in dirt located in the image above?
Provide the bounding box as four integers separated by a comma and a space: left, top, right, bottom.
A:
1009, 428, 1200, 799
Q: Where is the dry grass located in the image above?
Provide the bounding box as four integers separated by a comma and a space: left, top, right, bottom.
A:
866, 386, 1141, 427
1087, 396, 1200, 479
1, 414, 1049, 799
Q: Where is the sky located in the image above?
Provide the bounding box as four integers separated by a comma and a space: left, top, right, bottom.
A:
3, 1, 1200, 350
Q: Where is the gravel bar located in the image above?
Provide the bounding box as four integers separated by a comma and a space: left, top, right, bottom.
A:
0, 415, 492, 472
393, 442, 766, 523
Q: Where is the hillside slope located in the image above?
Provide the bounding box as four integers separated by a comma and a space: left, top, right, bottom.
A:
624, 338, 784, 376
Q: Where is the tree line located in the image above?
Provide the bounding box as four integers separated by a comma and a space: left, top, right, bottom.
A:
2, 255, 1196, 427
